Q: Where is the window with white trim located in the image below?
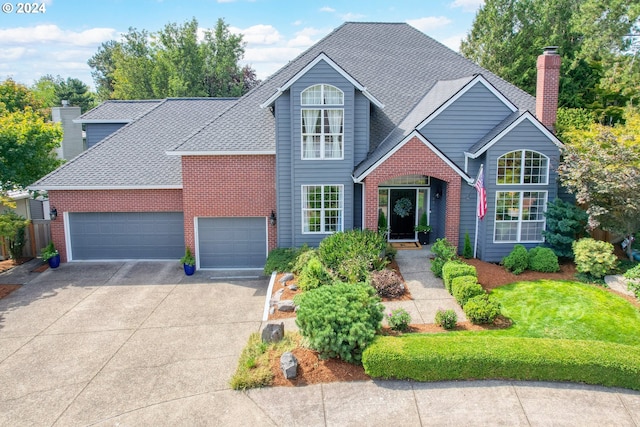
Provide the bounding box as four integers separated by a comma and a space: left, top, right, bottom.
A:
301, 84, 344, 160
302, 185, 343, 233
494, 191, 547, 242
497, 150, 549, 184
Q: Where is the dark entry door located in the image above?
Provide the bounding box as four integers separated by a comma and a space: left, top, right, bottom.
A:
389, 189, 416, 240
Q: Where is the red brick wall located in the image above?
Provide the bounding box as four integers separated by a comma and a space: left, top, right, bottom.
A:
181, 155, 277, 252
363, 136, 462, 245
48, 189, 183, 262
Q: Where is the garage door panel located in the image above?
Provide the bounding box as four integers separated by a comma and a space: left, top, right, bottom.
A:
198, 217, 266, 269
69, 212, 184, 260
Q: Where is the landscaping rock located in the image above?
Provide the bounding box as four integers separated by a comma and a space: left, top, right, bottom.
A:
288, 284, 298, 291
279, 273, 294, 283
280, 351, 298, 379
277, 300, 296, 312
261, 322, 284, 343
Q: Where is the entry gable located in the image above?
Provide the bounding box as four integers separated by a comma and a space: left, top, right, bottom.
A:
353, 131, 472, 184
260, 53, 384, 109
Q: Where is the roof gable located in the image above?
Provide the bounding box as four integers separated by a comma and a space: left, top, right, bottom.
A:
417, 74, 518, 130
260, 53, 384, 109
465, 110, 563, 159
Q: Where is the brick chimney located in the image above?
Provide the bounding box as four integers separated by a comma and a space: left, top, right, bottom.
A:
536, 46, 561, 132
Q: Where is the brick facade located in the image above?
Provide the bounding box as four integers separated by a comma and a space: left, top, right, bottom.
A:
48, 189, 183, 262
181, 155, 277, 253
363, 136, 462, 245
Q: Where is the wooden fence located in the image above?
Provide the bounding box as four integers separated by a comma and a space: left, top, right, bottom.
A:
0, 219, 51, 260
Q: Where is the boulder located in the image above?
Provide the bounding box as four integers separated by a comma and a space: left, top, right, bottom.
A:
280, 351, 298, 379
277, 300, 296, 312
261, 322, 284, 343
279, 273, 294, 283
288, 284, 298, 291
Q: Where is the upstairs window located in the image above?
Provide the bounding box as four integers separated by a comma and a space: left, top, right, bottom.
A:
301, 84, 344, 160
497, 150, 549, 185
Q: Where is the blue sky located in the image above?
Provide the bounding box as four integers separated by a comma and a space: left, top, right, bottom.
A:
0, 0, 484, 89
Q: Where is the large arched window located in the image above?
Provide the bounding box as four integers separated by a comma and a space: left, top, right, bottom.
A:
497, 150, 549, 185
301, 84, 344, 160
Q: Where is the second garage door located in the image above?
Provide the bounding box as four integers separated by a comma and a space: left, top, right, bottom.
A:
197, 217, 267, 269
68, 212, 184, 260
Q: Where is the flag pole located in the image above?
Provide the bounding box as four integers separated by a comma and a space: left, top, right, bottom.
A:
474, 192, 479, 258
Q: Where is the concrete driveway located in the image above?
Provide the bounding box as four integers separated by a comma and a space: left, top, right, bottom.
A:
1, 261, 640, 426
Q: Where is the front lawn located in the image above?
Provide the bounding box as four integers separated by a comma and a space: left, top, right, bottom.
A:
363, 279, 640, 390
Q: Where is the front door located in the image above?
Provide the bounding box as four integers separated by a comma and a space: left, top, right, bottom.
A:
389, 189, 416, 240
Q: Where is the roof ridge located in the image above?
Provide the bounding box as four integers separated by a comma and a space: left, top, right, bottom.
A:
169, 99, 239, 151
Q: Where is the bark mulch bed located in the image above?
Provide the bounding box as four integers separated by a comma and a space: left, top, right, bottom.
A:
266, 257, 638, 386
0, 258, 35, 300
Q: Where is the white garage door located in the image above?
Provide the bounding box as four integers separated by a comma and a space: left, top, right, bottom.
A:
197, 217, 267, 269
68, 212, 184, 260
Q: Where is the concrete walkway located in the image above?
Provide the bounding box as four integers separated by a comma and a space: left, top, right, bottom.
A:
0, 259, 639, 426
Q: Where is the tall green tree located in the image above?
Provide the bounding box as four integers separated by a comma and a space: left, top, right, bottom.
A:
0, 78, 43, 115
90, 18, 259, 100
31, 75, 96, 113
460, 0, 640, 122
558, 109, 640, 259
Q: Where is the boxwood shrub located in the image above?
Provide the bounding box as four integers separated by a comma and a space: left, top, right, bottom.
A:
442, 261, 477, 294
528, 246, 560, 273
362, 335, 640, 391
463, 294, 501, 324
502, 244, 529, 275
430, 238, 458, 278
451, 275, 484, 306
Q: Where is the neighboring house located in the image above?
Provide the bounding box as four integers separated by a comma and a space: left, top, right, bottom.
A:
31, 22, 563, 268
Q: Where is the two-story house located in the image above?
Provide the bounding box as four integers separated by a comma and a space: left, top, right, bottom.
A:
32, 22, 562, 269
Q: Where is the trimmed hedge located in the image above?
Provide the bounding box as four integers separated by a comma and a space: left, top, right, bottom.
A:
451, 275, 484, 306
362, 335, 640, 391
442, 261, 477, 294
528, 246, 560, 273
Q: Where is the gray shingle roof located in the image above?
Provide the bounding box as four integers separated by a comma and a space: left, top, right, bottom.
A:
76, 100, 162, 122
467, 111, 523, 155
173, 22, 534, 154
32, 98, 236, 189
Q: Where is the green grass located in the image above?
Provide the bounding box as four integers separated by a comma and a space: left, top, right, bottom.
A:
229, 332, 298, 390
362, 279, 640, 390
477, 280, 640, 345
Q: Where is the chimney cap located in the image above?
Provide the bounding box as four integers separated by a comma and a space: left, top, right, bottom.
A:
543, 46, 559, 55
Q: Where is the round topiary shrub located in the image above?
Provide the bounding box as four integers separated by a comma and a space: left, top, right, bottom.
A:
430, 238, 458, 278
528, 246, 560, 273
371, 269, 405, 298
451, 275, 485, 306
295, 282, 384, 363
463, 294, 501, 324
573, 238, 618, 280
502, 244, 529, 275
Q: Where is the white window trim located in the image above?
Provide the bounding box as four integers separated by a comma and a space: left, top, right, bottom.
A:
300, 108, 345, 160
301, 84, 345, 161
496, 150, 550, 186
301, 184, 344, 234
493, 190, 547, 244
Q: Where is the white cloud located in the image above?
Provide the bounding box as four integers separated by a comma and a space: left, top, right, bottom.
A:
320, 6, 335, 13
0, 25, 118, 47
287, 27, 326, 48
406, 16, 453, 33
450, 0, 484, 13
230, 24, 282, 45
442, 33, 467, 51
0, 47, 28, 61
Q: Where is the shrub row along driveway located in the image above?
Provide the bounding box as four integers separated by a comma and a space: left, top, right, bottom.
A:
0, 260, 639, 425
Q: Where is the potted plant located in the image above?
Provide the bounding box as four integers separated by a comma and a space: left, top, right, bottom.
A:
41, 241, 60, 269
414, 211, 432, 244
180, 247, 196, 275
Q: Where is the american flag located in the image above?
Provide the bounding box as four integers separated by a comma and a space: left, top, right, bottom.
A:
474, 165, 487, 220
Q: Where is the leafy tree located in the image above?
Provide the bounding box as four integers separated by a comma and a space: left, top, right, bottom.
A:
0, 211, 30, 261
90, 18, 259, 99
0, 108, 63, 191
53, 77, 95, 113
0, 78, 43, 114
460, 0, 640, 122
558, 109, 640, 259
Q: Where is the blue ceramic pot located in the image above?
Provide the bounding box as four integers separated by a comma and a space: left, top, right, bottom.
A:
183, 263, 195, 276
48, 254, 61, 269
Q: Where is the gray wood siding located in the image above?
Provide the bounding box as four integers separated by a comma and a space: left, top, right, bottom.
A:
86, 123, 126, 148
480, 119, 561, 262
420, 83, 513, 166
354, 92, 370, 165
274, 60, 364, 248
275, 93, 294, 247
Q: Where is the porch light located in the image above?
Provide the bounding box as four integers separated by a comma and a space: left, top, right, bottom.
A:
269, 210, 277, 226
49, 207, 58, 220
